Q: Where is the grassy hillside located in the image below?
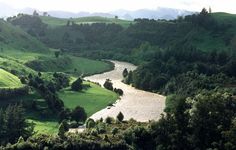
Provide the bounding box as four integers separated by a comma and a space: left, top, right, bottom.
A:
40, 16, 133, 28
0, 68, 22, 88
0, 19, 48, 52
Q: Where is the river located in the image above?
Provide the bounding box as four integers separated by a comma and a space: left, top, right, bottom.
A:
84, 60, 166, 122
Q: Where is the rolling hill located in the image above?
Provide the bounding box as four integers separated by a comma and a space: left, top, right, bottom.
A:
0, 19, 48, 52
0, 68, 22, 88
40, 16, 133, 27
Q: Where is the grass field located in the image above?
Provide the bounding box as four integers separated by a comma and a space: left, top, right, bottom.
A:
40, 16, 133, 28
59, 82, 118, 117
26, 81, 118, 134
0, 69, 22, 88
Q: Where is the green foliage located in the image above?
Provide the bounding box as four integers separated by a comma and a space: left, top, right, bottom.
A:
71, 106, 87, 123
0, 104, 34, 144
105, 117, 113, 124
103, 79, 113, 91
86, 118, 96, 128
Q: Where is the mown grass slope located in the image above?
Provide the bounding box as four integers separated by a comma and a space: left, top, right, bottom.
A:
0, 68, 22, 88
59, 82, 118, 117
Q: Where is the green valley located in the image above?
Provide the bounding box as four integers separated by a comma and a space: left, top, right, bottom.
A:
1, 5, 236, 150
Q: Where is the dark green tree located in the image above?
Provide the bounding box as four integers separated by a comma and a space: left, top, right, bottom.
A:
103, 79, 113, 91
117, 112, 124, 122
122, 68, 128, 78
71, 78, 83, 91
71, 106, 87, 123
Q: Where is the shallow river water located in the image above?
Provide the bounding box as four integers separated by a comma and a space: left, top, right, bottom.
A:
84, 60, 166, 122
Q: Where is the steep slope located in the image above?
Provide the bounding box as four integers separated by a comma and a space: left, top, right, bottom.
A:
0, 19, 48, 52
0, 68, 22, 88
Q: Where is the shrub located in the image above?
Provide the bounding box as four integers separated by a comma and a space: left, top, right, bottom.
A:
114, 88, 124, 96
86, 118, 96, 128
111, 128, 119, 136
105, 117, 113, 124
103, 79, 113, 90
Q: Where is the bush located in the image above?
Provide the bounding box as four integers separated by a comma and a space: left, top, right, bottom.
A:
103, 79, 113, 91
86, 118, 96, 128
111, 128, 119, 136
114, 88, 124, 96
105, 117, 113, 124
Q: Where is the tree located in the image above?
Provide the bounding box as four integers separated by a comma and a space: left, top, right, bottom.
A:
66, 20, 70, 26
115, 16, 118, 19
58, 109, 71, 123
114, 88, 124, 96
117, 112, 124, 122
125, 71, 133, 84
43, 12, 48, 16
111, 127, 118, 136
105, 117, 113, 124
71, 106, 87, 123
209, 7, 212, 13
190, 92, 236, 149
122, 68, 128, 78
103, 79, 113, 90
200, 8, 208, 16
58, 122, 66, 138
33, 10, 39, 16
38, 72, 42, 77
3, 104, 34, 143
71, 78, 83, 91
55, 51, 60, 58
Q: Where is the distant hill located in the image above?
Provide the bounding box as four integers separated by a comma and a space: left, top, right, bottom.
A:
110, 7, 194, 20
0, 19, 48, 52
40, 16, 133, 27
0, 3, 194, 21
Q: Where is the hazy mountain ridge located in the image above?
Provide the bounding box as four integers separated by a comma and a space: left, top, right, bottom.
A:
0, 2, 194, 20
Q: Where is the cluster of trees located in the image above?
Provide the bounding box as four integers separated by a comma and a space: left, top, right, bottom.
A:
58, 106, 87, 124
25, 72, 70, 112
126, 45, 236, 96
1, 92, 236, 149
0, 86, 28, 99
0, 104, 33, 145
103, 79, 123, 95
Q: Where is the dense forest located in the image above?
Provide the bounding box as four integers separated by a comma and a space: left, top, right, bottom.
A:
0, 8, 236, 149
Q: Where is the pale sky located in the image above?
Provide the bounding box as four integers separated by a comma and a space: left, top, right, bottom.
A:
0, 0, 235, 13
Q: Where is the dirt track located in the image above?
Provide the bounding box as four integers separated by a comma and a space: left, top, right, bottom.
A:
84, 60, 166, 122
